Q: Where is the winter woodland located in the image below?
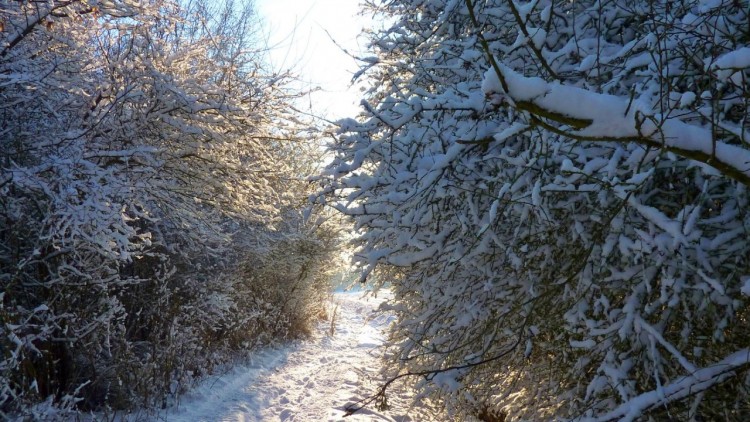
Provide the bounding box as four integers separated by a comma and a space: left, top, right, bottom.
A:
319, 0, 750, 420
1, 0, 341, 418
2, 0, 750, 421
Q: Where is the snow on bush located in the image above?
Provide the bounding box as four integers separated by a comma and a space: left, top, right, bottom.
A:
319, 0, 750, 420
0, 0, 339, 417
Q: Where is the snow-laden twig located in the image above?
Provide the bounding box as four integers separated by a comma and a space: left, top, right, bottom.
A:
481, 63, 750, 186
585, 349, 750, 422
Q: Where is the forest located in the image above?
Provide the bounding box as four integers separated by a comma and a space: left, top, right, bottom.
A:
3, 0, 750, 421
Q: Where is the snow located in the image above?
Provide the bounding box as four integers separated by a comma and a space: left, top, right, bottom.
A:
318, 0, 750, 419
481, 62, 750, 183
713, 47, 750, 70
698, 0, 723, 13
148, 290, 440, 421
712, 47, 750, 83
584, 348, 750, 422
678, 91, 696, 108
741, 276, 750, 296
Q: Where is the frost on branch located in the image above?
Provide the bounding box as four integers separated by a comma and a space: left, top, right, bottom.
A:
0, 0, 339, 416
319, 0, 750, 420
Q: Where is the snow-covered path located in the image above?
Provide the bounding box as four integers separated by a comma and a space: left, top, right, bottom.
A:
161, 290, 436, 422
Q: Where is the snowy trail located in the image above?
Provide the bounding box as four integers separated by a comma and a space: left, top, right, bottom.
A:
161, 290, 435, 422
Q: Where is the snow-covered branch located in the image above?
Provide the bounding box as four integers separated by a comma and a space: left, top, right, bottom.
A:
590, 349, 750, 422
1, 0, 338, 415
321, 0, 750, 419
482, 63, 750, 186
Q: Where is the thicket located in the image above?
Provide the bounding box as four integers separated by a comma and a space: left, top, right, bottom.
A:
321, 0, 750, 420
0, 0, 339, 418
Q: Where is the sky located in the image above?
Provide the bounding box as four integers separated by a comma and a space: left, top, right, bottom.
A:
256, 0, 368, 121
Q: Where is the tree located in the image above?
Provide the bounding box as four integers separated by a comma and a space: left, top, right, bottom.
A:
1, 0, 339, 417
319, 0, 750, 419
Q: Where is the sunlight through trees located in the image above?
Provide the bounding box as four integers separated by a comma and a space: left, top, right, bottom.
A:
0, 0, 342, 417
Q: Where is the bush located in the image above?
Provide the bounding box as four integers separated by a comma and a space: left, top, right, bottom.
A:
0, 0, 340, 417
319, 0, 750, 419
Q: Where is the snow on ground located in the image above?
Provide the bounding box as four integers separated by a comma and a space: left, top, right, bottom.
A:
151, 289, 441, 421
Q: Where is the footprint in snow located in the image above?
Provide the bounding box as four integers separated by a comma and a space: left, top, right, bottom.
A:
279, 408, 293, 420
